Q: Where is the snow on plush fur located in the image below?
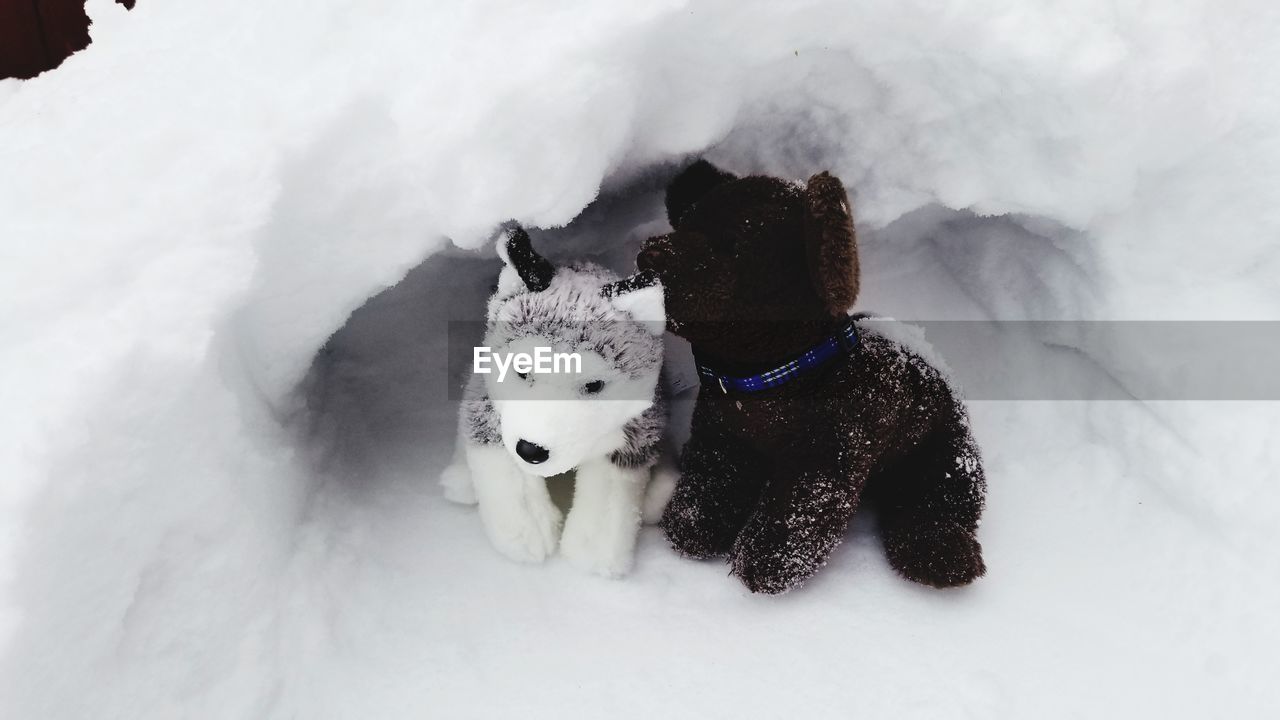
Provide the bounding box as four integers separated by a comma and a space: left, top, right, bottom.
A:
640, 162, 987, 594
440, 228, 671, 577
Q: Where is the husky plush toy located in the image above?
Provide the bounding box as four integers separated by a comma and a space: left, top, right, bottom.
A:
441, 227, 670, 577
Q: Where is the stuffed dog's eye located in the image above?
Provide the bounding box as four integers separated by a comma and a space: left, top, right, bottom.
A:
583, 380, 605, 395
516, 371, 529, 381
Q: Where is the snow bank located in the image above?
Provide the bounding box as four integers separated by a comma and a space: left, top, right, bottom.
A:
2, 0, 1278, 717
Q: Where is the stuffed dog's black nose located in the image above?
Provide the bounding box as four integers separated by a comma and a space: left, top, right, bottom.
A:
515, 439, 549, 464
637, 238, 673, 275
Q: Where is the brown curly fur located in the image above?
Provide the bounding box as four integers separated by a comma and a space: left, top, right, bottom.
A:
640, 161, 987, 594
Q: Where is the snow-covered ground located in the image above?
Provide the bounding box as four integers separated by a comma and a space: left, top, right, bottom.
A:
2, 1, 1278, 717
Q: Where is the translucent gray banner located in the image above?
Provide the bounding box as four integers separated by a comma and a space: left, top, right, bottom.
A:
447, 320, 1280, 401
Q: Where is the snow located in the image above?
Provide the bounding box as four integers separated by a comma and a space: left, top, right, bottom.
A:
2, 0, 1279, 717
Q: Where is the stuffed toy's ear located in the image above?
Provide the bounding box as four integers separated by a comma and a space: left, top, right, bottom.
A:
495, 224, 554, 296
601, 271, 665, 336
802, 172, 860, 317
665, 160, 737, 228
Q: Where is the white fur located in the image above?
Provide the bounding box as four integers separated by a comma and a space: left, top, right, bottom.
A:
605, 282, 665, 336
489, 229, 527, 310
560, 458, 648, 577
462, 443, 562, 563
642, 457, 679, 525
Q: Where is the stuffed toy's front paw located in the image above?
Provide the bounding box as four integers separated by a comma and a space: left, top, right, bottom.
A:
883, 519, 986, 588
480, 500, 563, 564
559, 520, 634, 578
730, 535, 814, 595
641, 462, 678, 525
661, 495, 742, 560
729, 510, 842, 594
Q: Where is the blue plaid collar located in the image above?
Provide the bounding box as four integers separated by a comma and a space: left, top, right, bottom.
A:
694, 317, 859, 394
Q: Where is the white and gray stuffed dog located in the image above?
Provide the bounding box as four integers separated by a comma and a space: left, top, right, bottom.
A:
441, 226, 673, 577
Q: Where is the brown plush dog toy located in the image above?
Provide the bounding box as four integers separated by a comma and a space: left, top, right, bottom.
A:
637, 160, 987, 594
